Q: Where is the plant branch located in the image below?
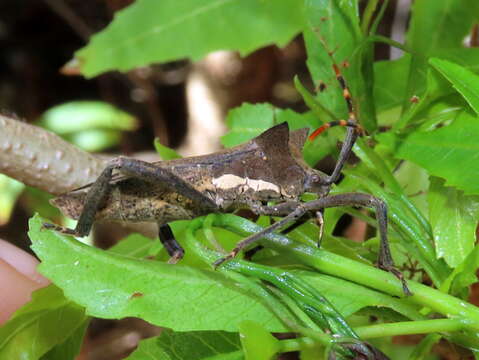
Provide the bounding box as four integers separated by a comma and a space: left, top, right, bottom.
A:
0, 114, 106, 195
213, 214, 479, 331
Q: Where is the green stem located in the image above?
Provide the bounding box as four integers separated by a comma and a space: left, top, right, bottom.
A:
361, 0, 379, 35
278, 319, 467, 353
355, 319, 465, 339
215, 214, 479, 331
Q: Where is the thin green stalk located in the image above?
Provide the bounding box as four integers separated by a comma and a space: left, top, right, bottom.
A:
278, 318, 468, 353
361, 0, 380, 35
215, 214, 479, 331
367, 34, 410, 53
368, 0, 389, 35
355, 319, 465, 339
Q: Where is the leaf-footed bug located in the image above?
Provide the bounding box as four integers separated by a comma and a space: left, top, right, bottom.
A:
43, 52, 410, 296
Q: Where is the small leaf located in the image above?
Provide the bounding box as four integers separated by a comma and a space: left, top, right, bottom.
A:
75, 0, 305, 77
28, 215, 286, 332
0, 285, 87, 360
441, 246, 479, 296
295, 271, 423, 320
221, 103, 275, 147
239, 321, 280, 360
38, 101, 137, 134
430, 58, 479, 115
428, 177, 479, 267
381, 110, 479, 195
126, 329, 242, 360
403, 0, 479, 113
221, 103, 332, 166
154, 139, 182, 160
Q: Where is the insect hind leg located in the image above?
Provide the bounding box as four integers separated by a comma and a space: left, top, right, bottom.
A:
158, 224, 185, 264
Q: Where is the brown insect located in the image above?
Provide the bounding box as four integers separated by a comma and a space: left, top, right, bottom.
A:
44, 56, 410, 296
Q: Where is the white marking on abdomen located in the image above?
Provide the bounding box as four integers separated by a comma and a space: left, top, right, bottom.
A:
212, 174, 279, 193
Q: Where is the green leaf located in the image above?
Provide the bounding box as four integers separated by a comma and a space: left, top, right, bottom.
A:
441, 246, 479, 296
239, 321, 279, 360
28, 215, 286, 332
406, 0, 479, 56
375, 49, 479, 128
374, 56, 410, 113
429, 58, 479, 115
403, 0, 479, 113
108, 233, 157, 258
295, 272, 423, 320
38, 101, 137, 134
0, 285, 87, 360
302, 0, 375, 130
75, 0, 305, 77
221, 103, 275, 147
221, 103, 334, 167
126, 329, 242, 360
381, 110, 479, 195
428, 177, 479, 267
154, 139, 182, 160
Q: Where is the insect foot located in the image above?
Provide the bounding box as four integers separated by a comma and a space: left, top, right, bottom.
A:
42, 222, 79, 236
379, 263, 412, 297
212, 249, 239, 269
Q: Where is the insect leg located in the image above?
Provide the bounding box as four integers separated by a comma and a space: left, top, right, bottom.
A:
213, 204, 308, 267
158, 224, 185, 264
233, 194, 410, 295
301, 193, 410, 295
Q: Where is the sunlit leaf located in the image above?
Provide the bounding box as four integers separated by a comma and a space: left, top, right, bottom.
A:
430, 58, 479, 115
29, 215, 286, 332
428, 177, 479, 267
76, 0, 305, 77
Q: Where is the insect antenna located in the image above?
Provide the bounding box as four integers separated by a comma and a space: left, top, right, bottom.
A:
309, 41, 364, 141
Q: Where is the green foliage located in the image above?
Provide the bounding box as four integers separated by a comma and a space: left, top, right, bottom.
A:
154, 139, 182, 160
28, 215, 286, 333
126, 329, 242, 360
7, 0, 479, 359
0, 286, 87, 360
428, 177, 479, 267
380, 111, 479, 195
75, 0, 305, 77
